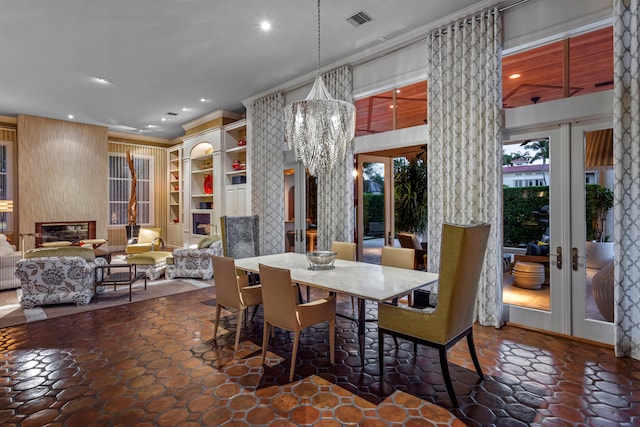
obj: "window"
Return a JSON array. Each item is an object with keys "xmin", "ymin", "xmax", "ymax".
[
  {"xmin": 0, "ymin": 143, "xmax": 13, "ymax": 232},
  {"xmin": 355, "ymin": 81, "xmax": 427, "ymax": 136},
  {"xmin": 109, "ymin": 153, "xmax": 153, "ymax": 226},
  {"xmin": 503, "ymin": 26, "xmax": 613, "ymax": 108}
]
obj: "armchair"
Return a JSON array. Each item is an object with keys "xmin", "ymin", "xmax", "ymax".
[
  {"xmin": 212, "ymin": 255, "xmax": 262, "ymax": 351},
  {"xmin": 15, "ymin": 246, "xmax": 108, "ymax": 309},
  {"xmin": 259, "ymin": 263, "xmax": 336, "ymax": 382},
  {"xmin": 165, "ymin": 235, "xmax": 223, "ymax": 280},
  {"xmin": 125, "ymin": 227, "xmax": 164, "ymax": 255},
  {"xmin": 397, "ymin": 232, "xmax": 427, "ymax": 270},
  {"xmin": 378, "ymin": 223, "xmax": 490, "ymax": 406}
]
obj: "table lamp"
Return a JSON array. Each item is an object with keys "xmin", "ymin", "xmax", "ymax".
[{"xmin": 0, "ymin": 200, "xmax": 13, "ymax": 235}]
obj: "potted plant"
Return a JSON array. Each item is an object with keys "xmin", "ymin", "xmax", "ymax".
[
  {"xmin": 585, "ymin": 184, "xmax": 614, "ymax": 269},
  {"xmin": 394, "ymin": 153, "xmax": 427, "ymax": 238}
]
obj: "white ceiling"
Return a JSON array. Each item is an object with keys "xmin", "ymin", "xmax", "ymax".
[{"xmin": 0, "ymin": 0, "xmax": 484, "ymax": 141}]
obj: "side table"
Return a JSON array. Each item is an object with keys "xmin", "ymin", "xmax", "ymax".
[{"xmin": 95, "ymin": 264, "xmax": 147, "ymax": 302}]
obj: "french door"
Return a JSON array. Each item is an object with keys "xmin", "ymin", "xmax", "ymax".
[
  {"xmin": 283, "ymin": 162, "xmax": 317, "ymax": 253},
  {"xmin": 503, "ymin": 120, "xmax": 614, "ymax": 344},
  {"xmin": 356, "ymin": 154, "xmax": 393, "ymax": 262}
]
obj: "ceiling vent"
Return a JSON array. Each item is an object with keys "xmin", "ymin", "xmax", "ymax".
[{"xmin": 347, "ymin": 10, "xmax": 373, "ymax": 27}]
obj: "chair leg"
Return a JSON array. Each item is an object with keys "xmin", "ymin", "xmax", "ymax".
[
  {"xmin": 290, "ymin": 329, "xmax": 301, "ymax": 382},
  {"xmin": 329, "ymin": 318, "xmax": 335, "ymax": 364},
  {"xmin": 213, "ymin": 305, "xmax": 222, "ymax": 340},
  {"xmin": 251, "ymin": 304, "xmax": 259, "ymax": 322},
  {"xmin": 378, "ymin": 329, "xmax": 385, "ymax": 377},
  {"xmin": 466, "ymin": 331, "xmax": 484, "ymax": 380},
  {"xmin": 234, "ymin": 308, "xmax": 244, "ymax": 351},
  {"xmin": 438, "ymin": 346, "xmax": 458, "ymax": 407},
  {"xmin": 261, "ymin": 322, "xmax": 270, "ymax": 364}
]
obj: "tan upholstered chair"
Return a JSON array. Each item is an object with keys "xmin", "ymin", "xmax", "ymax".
[
  {"xmin": 397, "ymin": 232, "xmax": 427, "ymax": 270},
  {"xmin": 330, "ymin": 241, "xmax": 357, "ymax": 308},
  {"xmin": 259, "ymin": 263, "xmax": 336, "ymax": 382},
  {"xmin": 125, "ymin": 227, "xmax": 164, "ymax": 255},
  {"xmin": 330, "ymin": 241, "xmax": 356, "ymax": 261},
  {"xmin": 381, "ymin": 246, "xmax": 415, "ymax": 270},
  {"xmin": 211, "ymin": 256, "xmax": 262, "ymax": 351},
  {"xmin": 378, "ymin": 223, "xmax": 490, "ymax": 406}
]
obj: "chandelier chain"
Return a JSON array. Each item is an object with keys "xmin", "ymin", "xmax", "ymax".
[{"xmin": 317, "ymin": 0, "xmax": 321, "ymax": 73}]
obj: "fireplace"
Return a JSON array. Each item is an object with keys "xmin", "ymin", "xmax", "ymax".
[{"xmin": 35, "ymin": 221, "xmax": 96, "ymax": 247}]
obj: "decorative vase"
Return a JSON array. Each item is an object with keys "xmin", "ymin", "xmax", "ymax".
[{"xmin": 204, "ymin": 175, "xmax": 213, "ymax": 194}]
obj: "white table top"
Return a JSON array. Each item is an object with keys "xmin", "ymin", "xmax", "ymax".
[{"xmin": 234, "ymin": 252, "xmax": 439, "ymax": 302}]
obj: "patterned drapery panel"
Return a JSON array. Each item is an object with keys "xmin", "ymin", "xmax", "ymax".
[
  {"xmin": 613, "ymin": 0, "xmax": 640, "ymax": 359},
  {"xmin": 250, "ymin": 93, "xmax": 285, "ymax": 255},
  {"xmin": 426, "ymin": 7, "xmax": 503, "ymax": 328},
  {"xmin": 316, "ymin": 66, "xmax": 355, "ymax": 250}
]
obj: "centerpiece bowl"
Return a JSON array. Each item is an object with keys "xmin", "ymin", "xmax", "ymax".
[{"xmin": 306, "ymin": 251, "xmax": 337, "ymax": 270}]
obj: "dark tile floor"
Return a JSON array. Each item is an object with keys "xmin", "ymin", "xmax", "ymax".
[{"xmin": 1, "ymin": 286, "xmax": 639, "ymax": 426}]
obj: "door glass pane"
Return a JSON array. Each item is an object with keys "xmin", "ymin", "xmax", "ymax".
[
  {"xmin": 305, "ymin": 172, "xmax": 317, "ymax": 252},
  {"xmin": 503, "ymin": 138, "xmax": 551, "ymax": 311},
  {"xmin": 284, "ymin": 168, "xmax": 295, "ymax": 252},
  {"xmin": 362, "ymin": 161, "xmax": 385, "ymax": 264},
  {"xmin": 584, "ymin": 129, "xmax": 614, "ymax": 322}
]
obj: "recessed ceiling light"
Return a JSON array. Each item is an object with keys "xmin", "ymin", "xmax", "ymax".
[
  {"xmin": 94, "ymin": 77, "xmax": 110, "ymax": 84},
  {"xmin": 509, "ymin": 73, "xmax": 521, "ymax": 79},
  {"xmin": 200, "ymin": 98, "xmax": 210, "ymax": 103},
  {"xmin": 182, "ymin": 107, "xmax": 190, "ymax": 112},
  {"xmin": 261, "ymin": 21, "xmax": 271, "ymax": 31},
  {"xmin": 67, "ymin": 114, "xmax": 74, "ymax": 119},
  {"xmin": 146, "ymin": 124, "xmax": 158, "ymax": 129},
  {"xmin": 161, "ymin": 118, "xmax": 167, "ymax": 122}
]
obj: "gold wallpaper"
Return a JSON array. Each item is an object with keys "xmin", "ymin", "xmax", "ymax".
[{"xmin": 17, "ymin": 115, "xmax": 110, "ymax": 250}]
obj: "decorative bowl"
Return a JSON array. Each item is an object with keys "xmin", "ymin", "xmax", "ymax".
[{"xmin": 306, "ymin": 251, "xmax": 337, "ymax": 270}]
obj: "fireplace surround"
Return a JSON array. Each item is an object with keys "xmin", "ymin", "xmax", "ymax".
[{"xmin": 35, "ymin": 221, "xmax": 96, "ymax": 247}]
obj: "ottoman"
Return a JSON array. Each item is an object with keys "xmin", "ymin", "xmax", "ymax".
[{"xmin": 127, "ymin": 251, "xmax": 172, "ymax": 280}]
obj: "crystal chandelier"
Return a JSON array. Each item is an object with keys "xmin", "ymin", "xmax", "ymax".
[{"xmin": 284, "ymin": 0, "xmax": 356, "ymax": 176}]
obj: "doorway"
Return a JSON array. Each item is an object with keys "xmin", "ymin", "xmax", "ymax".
[
  {"xmin": 356, "ymin": 155, "xmax": 393, "ymax": 263},
  {"xmin": 283, "ymin": 164, "xmax": 317, "ymax": 253},
  {"xmin": 502, "ymin": 121, "xmax": 614, "ymax": 344}
]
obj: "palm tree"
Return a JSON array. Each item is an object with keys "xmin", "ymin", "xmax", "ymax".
[{"xmin": 524, "ymin": 138, "xmax": 550, "ymax": 185}]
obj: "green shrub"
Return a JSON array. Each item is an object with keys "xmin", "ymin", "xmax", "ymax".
[
  {"xmin": 363, "ymin": 193, "xmax": 384, "ymax": 235},
  {"xmin": 503, "ymin": 186, "xmax": 549, "ymax": 247}
]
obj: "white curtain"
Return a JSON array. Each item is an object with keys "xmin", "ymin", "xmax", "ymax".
[
  {"xmin": 316, "ymin": 66, "xmax": 355, "ymax": 250},
  {"xmin": 613, "ymin": 0, "xmax": 640, "ymax": 359},
  {"xmin": 250, "ymin": 93, "xmax": 285, "ymax": 255},
  {"xmin": 426, "ymin": 7, "xmax": 503, "ymax": 328}
]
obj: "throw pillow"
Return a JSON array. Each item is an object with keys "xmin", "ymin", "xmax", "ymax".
[{"xmin": 198, "ymin": 234, "xmax": 221, "ymax": 249}]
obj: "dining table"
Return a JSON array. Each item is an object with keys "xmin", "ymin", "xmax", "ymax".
[{"xmin": 234, "ymin": 252, "xmax": 439, "ymax": 364}]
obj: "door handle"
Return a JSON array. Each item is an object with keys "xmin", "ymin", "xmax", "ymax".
[
  {"xmin": 555, "ymin": 246, "xmax": 562, "ymax": 269},
  {"xmin": 572, "ymin": 247, "xmax": 579, "ymax": 271}
]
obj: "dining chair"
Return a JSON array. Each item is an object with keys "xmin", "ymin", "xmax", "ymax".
[
  {"xmin": 258, "ymin": 263, "xmax": 336, "ymax": 382},
  {"xmin": 397, "ymin": 232, "xmax": 427, "ymax": 270},
  {"xmin": 380, "ymin": 246, "xmax": 415, "ymax": 270},
  {"xmin": 381, "ymin": 246, "xmax": 416, "ymax": 305},
  {"xmin": 211, "ymin": 255, "xmax": 262, "ymax": 351},
  {"xmin": 377, "ymin": 222, "xmax": 491, "ymax": 406},
  {"xmin": 330, "ymin": 241, "xmax": 357, "ymax": 309}
]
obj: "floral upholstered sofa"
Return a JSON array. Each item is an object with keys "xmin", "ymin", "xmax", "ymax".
[
  {"xmin": 15, "ymin": 246, "xmax": 108, "ymax": 309},
  {"xmin": 165, "ymin": 235, "xmax": 223, "ymax": 280}
]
